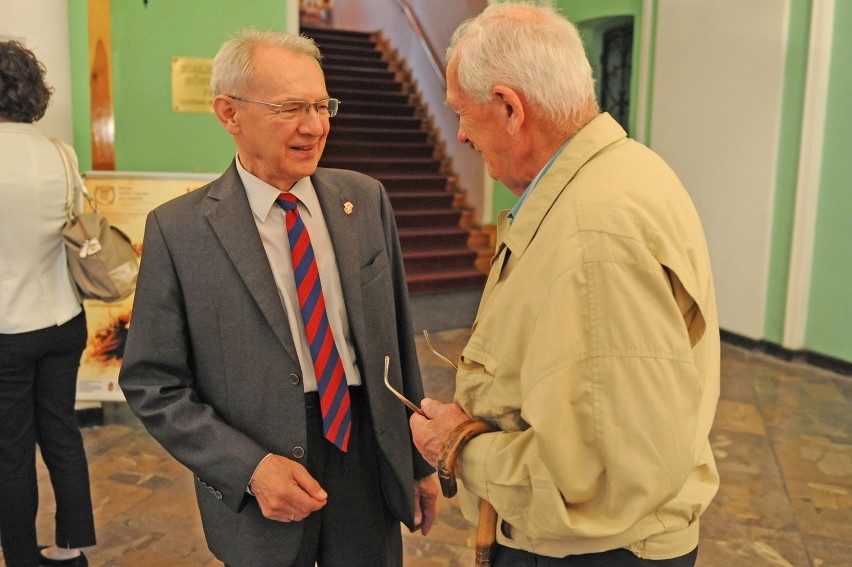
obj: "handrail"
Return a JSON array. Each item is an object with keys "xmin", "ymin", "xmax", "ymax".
[{"xmin": 392, "ymin": 0, "xmax": 446, "ymax": 87}]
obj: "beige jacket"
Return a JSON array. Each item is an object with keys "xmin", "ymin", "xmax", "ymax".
[{"xmin": 454, "ymin": 113, "xmax": 720, "ymax": 560}]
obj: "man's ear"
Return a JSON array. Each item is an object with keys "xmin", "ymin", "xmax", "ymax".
[
  {"xmin": 493, "ymin": 85, "xmax": 524, "ymax": 135},
  {"xmin": 212, "ymin": 95, "xmax": 240, "ymax": 134}
]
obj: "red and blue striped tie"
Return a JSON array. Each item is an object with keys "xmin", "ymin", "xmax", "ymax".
[{"xmin": 277, "ymin": 192, "xmax": 351, "ymax": 451}]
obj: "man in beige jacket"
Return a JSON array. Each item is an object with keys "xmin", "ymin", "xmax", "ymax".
[{"xmin": 410, "ymin": 4, "xmax": 719, "ymax": 566}]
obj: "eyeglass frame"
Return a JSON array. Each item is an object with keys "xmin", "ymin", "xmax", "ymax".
[{"xmin": 228, "ymin": 95, "xmax": 340, "ymax": 119}]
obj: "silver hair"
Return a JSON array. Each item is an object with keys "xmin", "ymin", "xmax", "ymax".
[
  {"xmin": 447, "ymin": 3, "xmax": 598, "ymax": 130},
  {"xmin": 210, "ymin": 28, "xmax": 322, "ymax": 96}
]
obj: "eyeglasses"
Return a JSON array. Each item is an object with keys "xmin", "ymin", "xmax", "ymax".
[
  {"xmin": 382, "ymin": 332, "xmax": 457, "ymax": 416},
  {"xmin": 229, "ymin": 95, "xmax": 340, "ymax": 119},
  {"xmin": 383, "ymin": 356, "xmax": 425, "ymax": 416},
  {"xmin": 423, "ymin": 329, "xmax": 457, "ymax": 370}
]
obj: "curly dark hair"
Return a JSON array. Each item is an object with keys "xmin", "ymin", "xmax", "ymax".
[{"xmin": 0, "ymin": 40, "xmax": 53, "ymax": 123}]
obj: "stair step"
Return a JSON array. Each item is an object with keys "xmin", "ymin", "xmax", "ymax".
[
  {"xmin": 406, "ymin": 269, "xmax": 487, "ymax": 294},
  {"xmin": 403, "ymin": 248, "xmax": 478, "ymax": 274},
  {"xmin": 322, "ymin": 54, "xmax": 389, "ymax": 69},
  {"xmin": 332, "ymin": 88, "xmax": 411, "ymax": 105},
  {"xmin": 326, "ymin": 77, "xmax": 402, "ymax": 92},
  {"xmin": 339, "ymin": 101, "xmax": 415, "ymax": 117},
  {"xmin": 301, "ymin": 26, "xmax": 374, "ymax": 41},
  {"xmin": 374, "ymin": 174, "xmax": 450, "ymax": 191},
  {"xmin": 318, "ymin": 44, "xmax": 383, "ymax": 60},
  {"xmin": 324, "ymin": 65, "xmax": 395, "ymax": 81},
  {"xmin": 398, "ymin": 226, "xmax": 470, "ymax": 250},
  {"xmin": 323, "ymin": 141, "xmax": 434, "ymax": 158},
  {"xmin": 309, "ymin": 34, "xmax": 377, "ymax": 50},
  {"xmin": 306, "ymin": 29, "xmax": 375, "ymax": 43},
  {"xmin": 313, "ymin": 39, "xmax": 378, "ymax": 54},
  {"xmin": 328, "ymin": 127, "xmax": 428, "ymax": 144},
  {"xmin": 388, "ymin": 191, "xmax": 454, "ymax": 209},
  {"xmin": 319, "ymin": 157, "xmax": 441, "ymax": 175},
  {"xmin": 394, "ymin": 209, "xmax": 462, "ymax": 229},
  {"xmin": 333, "ymin": 114, "xmax": 422, "ymax": 130}
]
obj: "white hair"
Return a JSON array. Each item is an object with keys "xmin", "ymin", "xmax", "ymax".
[
  {"xmin": 447, "ymin": 2, "xmax": 598, "ymax": 131},
  {"xmin": 210, "ymin": 28, "xmax": 322, "ymax": 96}
]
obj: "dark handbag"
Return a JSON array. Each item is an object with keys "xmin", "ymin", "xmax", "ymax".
[{"xmin": 51, "ymin": 138, "xmax": 139, "ymax": 302}]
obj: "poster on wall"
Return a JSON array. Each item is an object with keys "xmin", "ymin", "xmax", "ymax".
[{"xmin": 76, "ymin": 172, "xmax": 216, "ymax": 401}]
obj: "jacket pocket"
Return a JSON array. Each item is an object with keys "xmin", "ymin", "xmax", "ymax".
[{"xmin": 360, "ymin": 248, "xmax": 389, "ymax": 288}]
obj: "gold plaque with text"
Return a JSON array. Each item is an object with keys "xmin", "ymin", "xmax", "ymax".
[{"xmin": 171, "ymin": 56, "xmax": 213, "ymax": 113}]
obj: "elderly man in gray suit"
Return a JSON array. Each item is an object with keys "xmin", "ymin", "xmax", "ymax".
[{"xmin": 118, "ymin": 28, "xmax": 437, "ymax": 567}]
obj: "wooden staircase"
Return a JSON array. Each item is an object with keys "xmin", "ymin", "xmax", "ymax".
[{"xmin": 301, "ymin": 25, "xmax": 487, "ymax": 294}]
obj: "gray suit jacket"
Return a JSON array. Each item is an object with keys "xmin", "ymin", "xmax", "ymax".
[{"xmin": 119, "ymin": 163, "xmax": 432, "ymax": 566}]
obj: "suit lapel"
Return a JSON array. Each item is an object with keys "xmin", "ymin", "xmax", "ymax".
[
  {"xmin": 204, "ymin": 164, "xmax": 299, "ymax": 365},
  {"xmin": 312, "ymin": 171, "xmax": 368, "ymax": 355}
]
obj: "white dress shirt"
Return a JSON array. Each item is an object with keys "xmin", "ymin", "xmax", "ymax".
[
  {"xmin": 0, "ymin": 122, "xmax": 82, "ymax": 334},
  {"xmin": 236, "ymin": 156, "xmax": 362, "ymax": 392}
]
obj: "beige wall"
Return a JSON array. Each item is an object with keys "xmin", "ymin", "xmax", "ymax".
[
  {"xmin": 1, "ymin": 0, "xmax": 73, "ymax": 143},
  {"xmin": 650, "ymin": 0, "xmax": 789, "ymax": 339}
]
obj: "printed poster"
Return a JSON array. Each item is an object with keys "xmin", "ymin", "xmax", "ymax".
[{"xmin": 76, "ymin": 172, "xmax": 216, "ymax": 401}]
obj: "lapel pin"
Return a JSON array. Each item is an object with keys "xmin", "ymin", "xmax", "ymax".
[{"xmin": 343, "ymin": 201, "xmax": 354, "ymax": 215}]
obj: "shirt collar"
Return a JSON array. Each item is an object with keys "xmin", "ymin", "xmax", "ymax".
[
  {"xmin": 508, "ymin": 137, "xmax": 572, "ymax": 223},
  {"xmin": 0, "ymin": 122, "xmax": 42, "ymax": 135},
  {"xmin": 236, "ymin": 155, "xmax": 319, "ymax": 221}
]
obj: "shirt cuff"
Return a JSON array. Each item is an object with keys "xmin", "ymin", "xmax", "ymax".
[{"xmin": 246, "ymin": 453, "xmax": 274, "ymax": 495}]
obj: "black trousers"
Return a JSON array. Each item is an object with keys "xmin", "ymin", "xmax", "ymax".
[
  {"xmin": 493, "ymin": 544, "xmax": 698, "ymax": 566},
  {"xmin": 0, "ymin": 312, "xmax": 96, "ymax": 567},
  {"xmin": 294, "ymin": 386, "xmax": 402, "ymax": 567}
]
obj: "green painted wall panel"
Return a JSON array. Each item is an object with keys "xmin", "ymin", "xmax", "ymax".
[
  {"xmin": 763, "ymin": 0, "xmax": 811, "ymax": 343},
  {"xmin": 68, "ymin": 0, "xmax": 93, "ymax": 171},
  {"xmin": 492, "ymin": 180, "xmax": 516, "ymax": 215},
  {"xmin": 804, "ymin": 0, "xmax": 852, "ymax": 361},
  {"xmin": 69, "ymin": 0, "xmax": 288, "ymax": 173}
]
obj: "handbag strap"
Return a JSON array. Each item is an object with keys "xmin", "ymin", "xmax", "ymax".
[{"xmin": 49, "ymin": 137, "xmax": 96, "ymax": 220}]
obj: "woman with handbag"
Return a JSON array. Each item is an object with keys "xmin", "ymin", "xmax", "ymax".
[{"xmin": 0, "ymin": 41, "xmax": 96, "ymax": 567}]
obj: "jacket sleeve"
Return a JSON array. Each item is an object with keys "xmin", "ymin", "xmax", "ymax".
[{"xmin": 118, "ymin": 210, "xmax": 269, "ymax": 513}]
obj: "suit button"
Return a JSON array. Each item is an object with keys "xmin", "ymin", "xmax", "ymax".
[
  {"xmin": 289, "ymin": 373, "xmax": 301, "ymax": 385},
  {"xmin": 292, "ymin": 446, "xmax": 305, "ymax": 459},
  {"xmin": 215, "ymin": 491, "xmax": 223, "ymax": 499}
]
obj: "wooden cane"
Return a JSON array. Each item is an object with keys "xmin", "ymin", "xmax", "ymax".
[{"xmin": 437, "ymin": 419, "xmax": 499, "ymax": 566}]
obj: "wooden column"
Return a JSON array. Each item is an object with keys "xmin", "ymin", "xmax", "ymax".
[{"xmin": 88, "ymin": 0, "xmax": 115, "ymax": 170}]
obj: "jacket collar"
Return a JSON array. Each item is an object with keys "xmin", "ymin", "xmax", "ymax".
[{"xmin": 500, "ymin": 113, "xmax": 627, "ymax": 259}]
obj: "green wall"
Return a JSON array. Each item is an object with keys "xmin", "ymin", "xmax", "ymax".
[
  {"xmin": 68, "ymin": 0, "xmax": 288, "ymax": 173},
  {"xmin": 68, "ymin": 2, "xmax": 93, "ymax": 171},
  {"xmin": 804, "ymin": 0, "xmax": 852, "ymax": 361},
  {"xmin": 492, "ymin": 180, "xmax": 516, "ymax": 217},
  {"xmin": 763, "ymin": 0, "xmax": 811, "ymax": 344}
]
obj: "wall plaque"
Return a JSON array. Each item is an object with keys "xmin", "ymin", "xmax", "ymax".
[{"xmin": 171, "ymin": 56, "xmax": 213, "ymax": 113}]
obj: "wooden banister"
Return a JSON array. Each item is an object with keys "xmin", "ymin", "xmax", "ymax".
[{"xmin": 392, "ymin": 0, "xmax": 446, "ymax": 87}]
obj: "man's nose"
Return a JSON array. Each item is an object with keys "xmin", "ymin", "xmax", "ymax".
[
  {"xmin": 298, "ymin": 107, "xmax": 325, "ymax": 135},
  {"xmin": 457, "ymin": 125, "xmax": 468, "ymax": 144}
]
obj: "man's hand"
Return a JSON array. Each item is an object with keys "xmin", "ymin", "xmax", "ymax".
[
  {"xmin": 409, "ymin": 398, "xmax": 470, "ymax": 468},
  {"xmin": 411, "ymin": 474, "xmax": 439, "ymax": 535},
  {"xmin": 250, "ymin": 455, "xmax": 327, "ymax": 522}
]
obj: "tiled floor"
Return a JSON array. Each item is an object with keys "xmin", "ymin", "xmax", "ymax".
[{"xmin": 3, "ymin": 328, "xmax": 851, "ymax": 566}]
